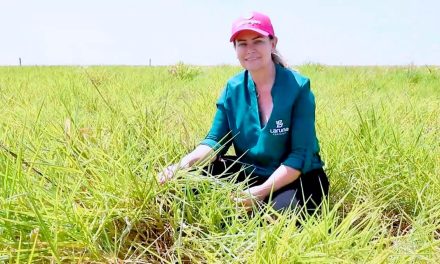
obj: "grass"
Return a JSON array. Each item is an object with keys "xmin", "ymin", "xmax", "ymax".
[{"xmin": 0, "ymin": 64, "xmax": 439, "ymax": 263}]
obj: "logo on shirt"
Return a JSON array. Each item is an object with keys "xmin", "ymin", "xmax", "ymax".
[
  {"xmin": 276, "ymin": 120, "xmax": 283, "ymax": 128},
  {"xmin": 270, "ymin": 120, "xmax": 289, "ymax": 135}
]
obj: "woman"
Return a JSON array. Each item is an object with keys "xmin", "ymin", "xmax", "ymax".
[{"xmin": 159, "ymin": 11, "xmax": 329, "ymax": 213}]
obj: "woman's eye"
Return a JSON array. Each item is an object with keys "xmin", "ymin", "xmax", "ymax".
[{"xmin": 237, "ymin": 42, "xmax": 247, "ymax": 47}]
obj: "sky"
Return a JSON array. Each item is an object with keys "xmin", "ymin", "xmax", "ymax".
[{"xmin": 1, "ymin": 0, "xmax": 439, "ymax": 66}]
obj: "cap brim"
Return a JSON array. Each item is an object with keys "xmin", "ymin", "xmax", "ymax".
[{"xmin": 229, "ymin": 27, "xmax": 270, "ymax": 42}]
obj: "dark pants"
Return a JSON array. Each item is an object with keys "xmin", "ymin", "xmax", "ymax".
[{"xmin": 203, "ymin": 156, "xmax": 329, "ymax": 213}]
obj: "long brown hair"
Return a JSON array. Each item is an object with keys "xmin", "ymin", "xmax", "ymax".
[{"xmin": 269, "ymin": 36, "xmax": 287, "ymax": 67}]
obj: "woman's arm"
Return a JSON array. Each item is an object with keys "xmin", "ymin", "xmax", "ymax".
[
  {"xmin": 158, "ymin": 144, "xmax": 215, "ymax": 184},
  {"xmin": 234, "ymin": 165, "xmax": 300, "ymax": 208},
  {"xmin": 178, "ymin": 144, "xmax": 215, "ymax": 169},
  {"xmin": 158, "ymin": 85, "xmax": 232, "ymax": 184},
  {"xmin": 248, "ymin": 165, "xmax": 300, "ymax": 200},
  {"xmin": 282, "ymin": 78, "xmax": 317, "ymax": 174}
]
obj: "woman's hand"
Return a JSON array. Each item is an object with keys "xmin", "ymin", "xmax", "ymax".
[
  {"xmin": 233, "ymin": 185, "xmax": 267, "ymax": 211},
  {"xmin": 233, "ymin": 165, "xmax": 300, "ymax": 209},
  {"xmin": 157, "ymin": 145, "xmax": 214, "ymax": 185},
  {"xmin": 157, "ymin": 164, "xmax": 180, "ymax": 184}
]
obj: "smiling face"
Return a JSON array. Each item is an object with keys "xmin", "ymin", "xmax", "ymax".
[{"xmin": 234, "ymin": 30, "xmax": 277, "ymax": 72}]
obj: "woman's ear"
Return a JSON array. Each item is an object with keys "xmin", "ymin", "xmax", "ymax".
[{"xmin": 271, "ymin": 36, "xmax": 278, "ymax": 50}]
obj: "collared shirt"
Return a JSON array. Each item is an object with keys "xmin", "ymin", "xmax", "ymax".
[{"xmin": 201, "ymin": 63, "xmax": 324, "ymax": 177}]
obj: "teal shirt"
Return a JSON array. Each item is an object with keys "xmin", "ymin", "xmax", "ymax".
[{"xmin": 201, "ymin": 64, "xmax": 324, "ymax": 177}]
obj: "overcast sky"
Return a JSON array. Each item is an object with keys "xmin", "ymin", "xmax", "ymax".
[{"xmin": 1, "ymin": 0, "xmax": 439, "ymax": 66}]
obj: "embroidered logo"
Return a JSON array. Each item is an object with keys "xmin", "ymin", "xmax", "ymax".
[
  {"xmin": 236, "ymin": 19, "xmax": 261, "ymax": 27},
  {"xmin": 270, "ymin": 120, "xmax": 289, "ymax": 135},
  {"xmin": 276, "ymin": 120, "xmax": 283, "ymax": 128}
]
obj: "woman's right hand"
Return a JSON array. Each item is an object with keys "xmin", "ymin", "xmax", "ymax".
[
  {"xmin": 157, "ymin": 164, "xmax": 180, "ymax": 184},
  {"xmin": 157, "ymin": 145, "xmax": 213, "ymax": 185}
]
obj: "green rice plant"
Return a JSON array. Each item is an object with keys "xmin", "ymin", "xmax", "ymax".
[
  {"xmin": 0, "ymin": 65, "xmax": 439, "ymax": 262},
  {"xmin": 168, "ymin": 62, "xmax": 202, "ymax": 81}
]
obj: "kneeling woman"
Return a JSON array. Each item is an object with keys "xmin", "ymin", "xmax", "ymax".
[{"xmin": 159, "ymin": 11, "xmax": 329, "ymax": 213}]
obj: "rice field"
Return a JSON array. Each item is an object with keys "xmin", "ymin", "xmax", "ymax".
[{"xmin": 0, "ymin": 64, "xmax": 439, "ymax": 263}]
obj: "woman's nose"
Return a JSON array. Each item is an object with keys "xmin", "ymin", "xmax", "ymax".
[{"xmin": 246, "ymin": 45, "xmax": 256, "ymax": 54}]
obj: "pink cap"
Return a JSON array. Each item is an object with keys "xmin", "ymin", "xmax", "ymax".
[{"xmin": 230, "ymin": 11, "xmax": 275, "ymax": 42}]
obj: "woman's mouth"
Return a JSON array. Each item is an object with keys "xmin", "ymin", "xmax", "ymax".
[{"xmin": 245, "ymin": 57, "xmax": 260, "ymax": 61}]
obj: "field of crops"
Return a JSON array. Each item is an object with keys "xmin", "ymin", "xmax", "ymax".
[{"xmin": 1, "ymin": 64, "xmax": 439, "ymax": 263}]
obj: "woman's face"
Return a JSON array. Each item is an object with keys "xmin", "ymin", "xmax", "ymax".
[{"xmin": 234, "ymin": 30, "xmax": 277, "ymax": 72}]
